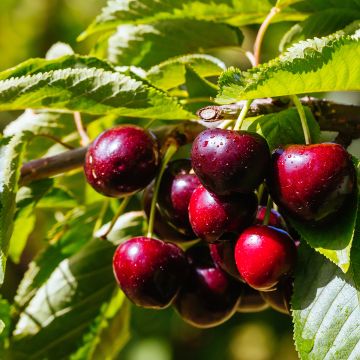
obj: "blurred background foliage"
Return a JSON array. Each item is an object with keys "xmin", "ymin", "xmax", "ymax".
[{"xmin": 0, "ymin": 1, "xmax": 343, "ymax": 359}]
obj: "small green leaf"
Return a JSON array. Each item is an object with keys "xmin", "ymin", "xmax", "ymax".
[
  {"xmin": 293, "ymin": 244, "xmax": 360, "ymax": 359},
  {"xmin": 80, "ymin": 0, "xmax": 307, "ymax": 40},
  {"xmin": 184, "ymin": 65, "xmax": 218, "ymax": 99},
  {"xmin": 242, "ymin": 107, "xmax": 320, "ymax": 151},
  {"xmin": 146, "ymin": 54, "xmax": 225, "ymax": 91},
  {"xmin": 217, "ymin": 22, "xmax": 360, "ymax": 103},
  {"xmin": 0, "ymin": 55, "xmax": 191, "ymax": 120},
  {"xmin": 102, "ymin": 20, "xmax": 242, "ymax": 68}
]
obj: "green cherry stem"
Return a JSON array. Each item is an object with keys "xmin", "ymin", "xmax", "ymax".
[
  {"xmin": 147, "ymin": 141, "xmax": 178, "ymax": 238},
  {"xmin": 233, "ymin": 99, "xmax": 252, "ymax": 131},
  {"xmin": 291, "ymin": 94, "xmax": 312, "ymax": 144},
  {"xmin": 253, "ymin": 7, "xmax": 280, "ymax": 66},
  {"xmin": 101, "ymin": 196, "xmax": 131, "ymax": 239},
  {"xmin": 262, "ymin": 195, "xmax": 273, "ymax": 226}
]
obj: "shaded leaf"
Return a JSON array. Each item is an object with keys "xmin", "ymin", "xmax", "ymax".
[
  {"xmin": 102, "ymin": 20, "xmax": 242, "ymax": 68},
  {"xmin": 80, "ymin": 0, "xmax": 307, "ymax": 40}
]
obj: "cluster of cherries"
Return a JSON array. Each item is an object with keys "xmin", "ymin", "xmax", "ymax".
[{"xmin": 84, "ymin": 123, "xmax": 355, "ymax": 328}]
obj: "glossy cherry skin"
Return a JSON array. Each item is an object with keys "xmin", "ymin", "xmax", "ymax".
[
  {"xmin": 269, "ymin": 144, "xmax": 355, "ymax": 221},
  {"xmin": 189, "ymin": 185, "xmax": 257, "ymax": 243},
  {"xmin": 260, "ymin": 277, "xmax": 293, "ymax": 315},
  {"xmin": 237, "ymin": 284, "xmax": 269, "ymax": 313},
  {"xmin": 143, "ymin": 182, "xmax": 195, "ymax": 242},
  {"xmin": 235, "ymin": 226, "xmax": 297, "ymax": 291},
  {"xmin": 158, "ymin": 159, "xmax": 201, "ymax": 236},
  {"xmin": 191, "ymin": 129, "xmax": 270, "ymax": 195},
  {"xmin": 255, "ymin": 206, "xmax": 287, "ymax": 230},
  {"xmin": 113, "ymin": 237, "xmax": 188, "ymax": 309},
  {"xmin": 210, "ymin": 239, "xmax": 242, "ymax": 281},
  {"xmin": 174, "ymin": 246, "xmax": 241, "ymax": 328},
  {"xmin": 84, "ymin": 125, "xmax": 159, "ymax": 197}
]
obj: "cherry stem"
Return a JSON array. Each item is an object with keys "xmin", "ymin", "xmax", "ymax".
[
  {"xmin": 257, "ymin": 183, "xmax": 265, "ymax": 203},
  {"xmin": 93, "ymin": 199, "xmax": 110, "ymax": 234},
  {"xmin": 253, "ymin": 7, "xmax": 280, "ymax": 66},
  {"xmin": 74, "ymin": 112, "xmax": 90, "ymax": 146},
  {"xmin": 233, "ymin": 99, "xmax": 252, "ymax": 131},
  {"xmin": 147, "ymin": 142, "xmax": 178, "ymax": 238},
  {"xmin": 291, "ymin": 95, "xmax": 312, "ymax": 144},
  {"xmin": 101, "ymin": 196, "xmax": 131, "ymax": 240},
  {"xmin": 262, "ymin": 195, "xmax": 273, "ymax": 226}
]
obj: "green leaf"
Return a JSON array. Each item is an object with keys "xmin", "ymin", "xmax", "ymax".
[
  {"xmin": 217, "ymin": 21, "xmax": 360, "ymax": 103},
  {"xmin": 0, "ymin": 136, "xmax": 27, "ymax": 284},
  {"xmin": 0, "ymin": 56, "xmax": 191, "ymax": 120},
  {"xmin": 102, "ymin": 20, "xmax": 242, "ymax": 68},
  {"xmin": 0, "ymin": 296, "xmax": 11, "ymax": 358},
  {"xmin": 11, "ymin": 212, "xmax": 144, "ymax": 359},
  {"xmin": 80, "ymin": 0, "xmax": 307, "ymax": 40},
  {"xmin": 242, "ymin": 107, "xmax": 320, "ymax": 151},
  {"xmin": 184, "ymin": 65, "xmax": 218, "ymax": 99},
  {"xmin": 276, "ymin": 0, "xmax": 303, "ymax": 8},
  {"xmin": 280, "ymin": 8, "xmax": 360, "ymax": 51},
  {"xmin": 293, "ymin": 244, "xmax": 360, "ymax": 359},
  {"xmin": 70, "ymin": 291, "xmax": 130, "ymax": 360},
  {"xmin": 146, "ymin": 54, "xmax": 225, "ymax": 91},
  {"xmin": 8, "ymin": 179, "xmax": 54, "ymax": 264}
]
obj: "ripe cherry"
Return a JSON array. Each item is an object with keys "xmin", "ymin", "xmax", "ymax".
[
  {"xmin": 143, "ymin": 182, "xmax": 195, "ymax": 242},
  {"xmin": 235, "ymin": 225, "xmax": 297, "ymax": 291},
  {"xmin": 189, "ymin": 185, "xmax": 257, "ymax": 243},
  {"xmin": 84, "ymin": 125, "xmax": 159, "ymax": 197},
  {"xmin": 255, "ymin": 206, "xmax": 287, "ymax": 229},
  {"xmin": 269, "ymin": 143, "xmax": 355, "ymax": 221},
  {"xmin": 237, "ymin": 284, "xmax": 269, "ymax": 313},
  {"xmin": 209, "ymin": 238, "xmax": 242, "ymax": 281},
  {"xmin": 113, "ymin": 237, "xmax": 188, "ymax": 309},
  {"xmin": 174, "ymin": 246, "xmax": 241, "ymax": 328},
  {"xmin": 158, "ymin": 159, "xmax": 201, "ymax": 236},
  {"xmin": 191, "ymin": 129, "xmax": 270, "ymax": 195}
]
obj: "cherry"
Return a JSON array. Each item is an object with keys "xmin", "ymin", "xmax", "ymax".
[
  {"xmin": 158, "ymin": 159, "xmax": 201, "ymax": 236},
  {"xmin": 209, "ymin": 238, "xmax": 242, "ymax": 281},
  {"xmin": 142, "ymin": 184, "xmax": 194, "ymax": 242},
  {"xmin": 113, "ymin": 237, "xmax": 188, "ymax": 309},
  {"xmin": 174, "ymin": 246, "xmax": 241, "ymax": 328},
  {"xmin": 269, "ymin": 143, "xmax": 355, "ymax": 221},
  {"xmin": 260, "ymin": 277, "xmax": 293, "ymax": 315},
  {"xmin": 84, "ymin": 125, "xmax": 159, "ymax": 197},
  {"xmin": 191, "ymin": 129, "xmax": 270, "ymax": 195},
  {"xmin": 237, "ymin": 284, "xmax": 269, "ymax": 313},
  {"xmin": 235, "ymin": 225, "xmax": 297, "ymax": 291},
  {"xmin": 255, "ymin": 206, "xmax": 287, "ymax": 229},
  {"xmin": 189, "ymin": 185, "xmax": 257, "ymax": 243}
]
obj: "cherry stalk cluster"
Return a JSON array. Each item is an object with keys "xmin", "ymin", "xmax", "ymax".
[{"xmin": 78, "ymin": 112, "xmax": 355, "ymax": 328}]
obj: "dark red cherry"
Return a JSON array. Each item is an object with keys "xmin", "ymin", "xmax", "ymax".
[
  {"xmin": 188, "ymin": 185, "xmax": 257, "ymax": 242},
  {"xmin": 174, "ymin": 246, "xmax": 241, "ymax": 328},
  {"xmin": 209, "ymin": 238, "xmax": 242, "ymax": 281},
  {"xmin": 269, "ymin": 144, "xmax": 355, "ymax": 221},
  {"xmin": 255, "ymin": 206, "xmax": 287, "ymax": 229},
  {"xmin": 237, "ymin": 284, "xmax": 269, "ymax": 313},
  {"xmin": 84, "ymin": 125, "xmax": 159, "ymax": 197},
  {"xmin": 260, "ymin": 277, "xmax": 293, "ymax": 315},
  {"xmin": 142, "ymin": 184, "xmax": 194, "ymax": 243},
  {"xmin": 235, "ymin": 226, "xmax": 297, "ymax": 291},
  {"xmin": 113, "ymin": 237, "xmax": 188, "ymax": 309},
  {"xmin": 158, "ymin": 159, "xmax": 201, "ymax": 236},
  {"xmin": 191, "ymin": 129, "xmax": 270, "ymax": 195}
]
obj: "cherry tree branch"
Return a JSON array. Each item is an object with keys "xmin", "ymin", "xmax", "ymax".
[{"xmin": 19, "ymin": 99, "xmax": 360, "ymax": 185}]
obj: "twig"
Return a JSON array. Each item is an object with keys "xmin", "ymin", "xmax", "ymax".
[{"xmin": 74, "ymin": 112, "xmax": 90, "ymax": 146}]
